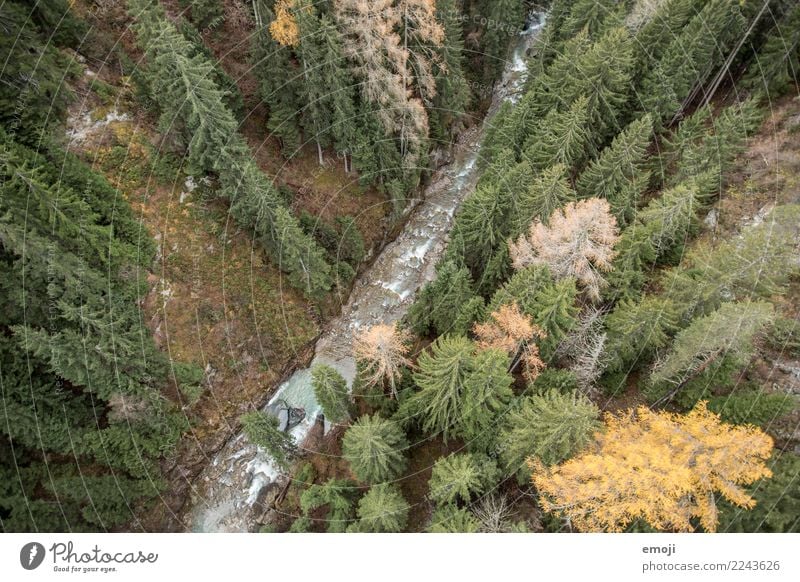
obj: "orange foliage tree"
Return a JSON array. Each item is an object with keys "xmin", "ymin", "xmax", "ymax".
[
  {"xmin": 353, "ymin": 322, "xmax": 412, "ymax": 398},
  {"xmin": 473, "ymin": 302, "xmax": 546, "ymax": 382},
  {"xmin": 530, "ymin": 402, "xmax": 773, "ymax": 532}
]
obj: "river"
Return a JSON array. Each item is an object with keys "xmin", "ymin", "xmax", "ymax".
[{"xmin": 188, "ymin": 12, "xmax": 545, "ymax": 532}]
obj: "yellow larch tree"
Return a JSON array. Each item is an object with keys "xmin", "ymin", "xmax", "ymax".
[
  {"xmin": 473, "ymin": 301, "xmax": 546, "ymax": 382},
  {"xmin": 530, "ymin": 402, "xmax": 773, "ymax": 532},
  {"xmin": 269, "ymin": 0, "xmax": 300, "ymax": 47}
]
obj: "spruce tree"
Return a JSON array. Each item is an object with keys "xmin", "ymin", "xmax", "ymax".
[
  {"xmin": 646, "ymin": 301, "xmax": 775, "ymax": 407},
  {"xmin": 349, "ymin": 483, "xmax": 409, "ymax": 532},
  {"xmin": 400, "ymin": 335, "xmax": 474, "ymax": 442},
  {"xmin": 499, "ymin": 390, "xmax": 601, "ymax": 482},
  {"xmin": 428, "ymin": 453, "xmax": 500, "ymax": 505},
  {"xmin": 523, "ymin": 96, "xmax": 593, "ymax": 172},
  {"xmin": 744, "ymin": 4, "xmax": 800, "ymax": 96},
  {"xmin": 241, "ymin": 411, "xmax": 296, "ymax": 470},
  {"xmin": 406, "ymin": 260, "xmax": 478, "ymax": 336},
  {"xmin": 430, "ymin": 0, "xmax": 471, "ymax": 142},
  {"xmin": 311, "ymin": 364, "xmax": 351, "ymax": 424},
  {"xmin": 460, "ymin": 349, "xmax": 515, "ymax": 453},
  {"xmin": 576, "ymin": 114, "xmax": 654, "ymax": 225},
  {"xmin": 299, "ymin": 478, "xmax": 359, "ymax": 532},
  {"xmin": 512, "ymin": 163, "xmax": 576, "ymax": 235},
  {"xmin": 342, "ymin": 414, "xmax": 408, "ymax": 484},
  {"xmin": 481, "ymin": 0, "xmax": 526, "ymax": 82}
]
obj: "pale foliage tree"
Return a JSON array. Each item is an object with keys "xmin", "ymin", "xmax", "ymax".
[
  {"xmin": 509, "ymin": 198, "xmax": 620, "ymax": 301},
  {"xmin": 333, "ymin": 0, "xmax": 438, "ymax": 167},
  {"xmin": 353, "ymin": 322, "xmax": 412, "ymax": 398},
  {"xmin": 473, "ymin": 302, "xmax": 546, "ymax": 382}
]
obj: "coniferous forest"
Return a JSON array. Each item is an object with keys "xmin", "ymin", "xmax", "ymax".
[{"xmin": 1, "ymin": 0, "xmax": 800, "ymax": 537}]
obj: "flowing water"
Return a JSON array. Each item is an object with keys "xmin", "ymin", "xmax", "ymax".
[{"xmin": 189, "ymin": 13, "xmax": 545, "ymax": 532}]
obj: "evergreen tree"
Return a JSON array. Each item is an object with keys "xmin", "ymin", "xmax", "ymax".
[
  {"xmin": 559, "ymin": 0, "xmax": 623, "ymax": 41},
  {"xmin": 499, "ymin": 390, "xmax": 600, "ymax": 482},
  {"xmin": 603, "ymin": 296, "xmax": 678, "ymax": 375},
  {"xmin": 576, "ymin": 114, "xmax": 654, "ymax": 225},
  {"xmin": 430, "ymin": 0, "xmax": 471, "ymax": 142},
  {"xmin": 241, "ymin": 411, "xmax": 296, "ymax": 470},
  {"xmin": 342, "ymin": 414, "xmax": 408, "ymax": 484},
  {"xmin": 311, "ymin": 364, "xmax": 352, "ymax": 424},
  {"xmin": 523, "ymin": 96, "xmax": 593, "ymax": 172},
  {"xmin": 744, "ymin": 4, "xmax": 800, "ymax": 96},
  {"xmin": 460, "ymin": 349, "xmax": 515, "ymax": 453},
  {"xmin": 427, "ymin": 504, "xmax": 481, "ymax": 532},
  {"xmin": 299, "ymin": 478, "xmax": 359, "ymax": 532},
  {"xmin": 349, "ymin": 483, "xmax": 409, "ymax": 532},
  {"xmin": 180, "ymin": 0, "xmax": 224, "ymax": 29},
  {"xmin": 481, "ymin": 0, "xmax": 526, "ymax": 82},
  {"xmin": 647, "ymin": 301, "xmax": 775, "ymax": 407},
  {"xmin": 512, "ymin": 164, "xmax": 576, "ymax": 235},
  {"xmin": 718, "ymin": 453, "xmax": 800, "ymax": 533},
  {"xmin": 708, "ymin": 390, "xmax": 795, "ymax": 429},
  {"xmin": 400, "ymin": 335, "xmax": 474, "ymax": 442},
  {"xmin": 640, "ymin": 0, "xmax": 746, "ymax": 120},
  {"xmin": 428, "ymin": 453, "xmax": 500, "ymax": 505},
  {"xmin": 406, "ymin": 260, "xmax": 478, "ymax": 336}
]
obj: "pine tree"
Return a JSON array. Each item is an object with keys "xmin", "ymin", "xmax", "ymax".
[
  {"xmin": 487, "ymin": 266, "xmax": 579, "ymax": 360},
  {"xmin": 647, "ymin": 301, "xmax": 775, "ymax": 407},
  {"xmin": 499, "ymin": 389, "xmax": 600, "ymax": 482},
  {"xmin": 311, "ymin": 365, "xmax": 352, "ymax": 424},
  {"xmin": 427, "ymin": 505, "xmax": 481, "ymax": 532},
  {"xmin": 576, "ymin": 114, "xmax": 654, "ymax": 225},
  {"xmin": 512, "ymin": 164, "xmax": 576, "ymax": 235},
  {"xmin": 481, "ymin": 0, "xmax": 526, "ymax": 82},
  {"xmin": 430, "ymin": 0, "xmax": 471, "ymax": 141},
  {"xmin": 531, "ymin": 402, "xmax": 774, "ymax": 532},
  {"xmin": 349, "ymin": 483, "xmax": 409, "ymax": 532},
  {"xmin": 180, "ymin": 0, "xmax": 224, "ymax": 29},
  {"xmin": 241, "ymin": 411, "xmax": 296, "ymax": 470},
  {"xmin": 640, "ymin": 0, "xmax": 746, "ymax": 120},
  {"xmin": 428, "ymin": 453, "xmax": 500, "ymax": 505},
  {"xmin": 603, "ymin": 296, "xmax": 678, "ymax": 374},
  {"xmin": 342, "ymin": 414, "xmax": 408, "ymax": 484}
]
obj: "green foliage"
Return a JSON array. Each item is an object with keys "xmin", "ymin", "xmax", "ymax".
[
  {"xmin": 576, "ymin": 115, "xmax": 653, "ymax": 225},
  {"xmin": 427, "ymin": 504, "xmax": 481, "ymax": 532},
  {"xmin": 460, "ymin": 349, "xmax": 515, "ymax": 453},
  {"xmin": 744, "ymin": 4, "xmax": 800, "ymax": 96},
  {"xmin": 640, "ymin": 0, "xmax": 746, "ymax": 120},
  {"xmin": 342, "ymin": 414, "xmax": 408, "ymax": 484},
  {"xmin": 766, "ymin": 317, "xmax": 800, "ymax": 358},
  {"xmin": 708, "ymin": 390, "xmax": 795, "ymax": 428},
  {"xmin": 499, "ymin": 389, "xmax": 601, "ymax": 482},
  {"xmin": 299, "ymin": 479, "xmax": 358, "ymax": 532},
  {"xmin": 407, "ymin": 260, "xmax": 478, "ymax": 337},
  {"xmin": 646, "ymin": 302, "xmax": 775, "ymax": 407},
  {"xmin": 180, "ymin": 0, "xmax": 224, "ymax": 30},
  {"xmin": 428, "ymin": 452, "xmax": 500, "ymax": 505},
  {"xmin": 430, "ymin": 0, "xmax": 471, "ymax": 141},
  {"xmin": 399, "ymin": 335, "xmax": 473, "ymax": 442},
  {"xmin": 241, "ymin": 411, "xmax": 296, "ymax": 470},
  {"xmin": 0, "ymin": 2, "xmax": 79, "ymax": 144},
  {"xmin": 513, "ymin": 164, "xmax": 576, "ymax": 235},
  {"xmin": 523, "ymin": 96, "xmax": 593, "ymax": 172},
  {"xmin": 481, "ymin": 0, "xmax": 526, "ymax": 82},
  {"xmin": 349, "ymin": 483, "xmax": 409, "ymax": 532},
  {"xmin": 718, "ymin": 453, "xmax": 800, "ymax": 533},
  {"xmin": 311, "ymin": 364, "xmax": 352, "ymax": 424}
]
